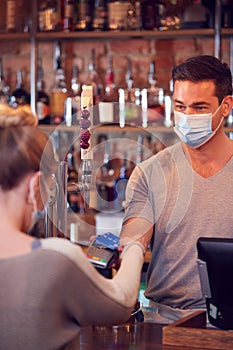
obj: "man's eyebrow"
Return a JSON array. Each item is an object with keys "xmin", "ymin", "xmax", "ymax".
[{"xmin": 174, "ymin": 99, "xmax": 210, "ymax": 106}]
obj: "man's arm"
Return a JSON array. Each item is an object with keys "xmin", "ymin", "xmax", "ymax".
[{"xmin": 120, "ymin": 217, "xmax": 154, "ymax": 253}]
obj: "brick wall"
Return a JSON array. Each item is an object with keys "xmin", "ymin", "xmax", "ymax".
[{"xmin": 0, "ymin": 35, "xmax": 231, "ymax": 96}]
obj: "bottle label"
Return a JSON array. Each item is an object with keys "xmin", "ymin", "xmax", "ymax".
[
  {"xmin": 37, "ymin": 101, "xmax": 50, "ymax": 120},
  {"xmin": 50, "ymin": 90, "xmax": 68, "ymax": 119}
]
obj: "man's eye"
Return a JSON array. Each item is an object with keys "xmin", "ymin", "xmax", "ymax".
[{"xmin": 175, "ymin": 105, "xmax": 185, "ymax": 111}]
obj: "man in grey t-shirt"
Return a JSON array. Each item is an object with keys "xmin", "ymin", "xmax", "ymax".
[{"xmin": 120, "ymin": 55, "xmax": 233, "ymax": 323}]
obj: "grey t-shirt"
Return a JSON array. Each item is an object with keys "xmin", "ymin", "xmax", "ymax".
[{"xmin": 123, "ymin": 142, "xmax": 233, "ymax": 310}]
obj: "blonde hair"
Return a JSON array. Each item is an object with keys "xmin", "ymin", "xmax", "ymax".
[
  {"xmin": 0, "ymin": 104, "xmax": 56, "ymax": 191},
  {"xmin": 0, "ymin": 104, "xmax": 38, "ymax": 127}
]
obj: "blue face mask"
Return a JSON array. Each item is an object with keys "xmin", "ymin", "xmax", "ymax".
[{"xmin": 173, "ymin": 105, "xmax": 223, "ymax": 148}]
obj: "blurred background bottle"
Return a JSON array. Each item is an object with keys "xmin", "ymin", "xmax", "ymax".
[
  {"xmin": 93, "ymin": 0, "xmax": 108, "ymax": 31},
  {"xmin": 9, "ymin": 69, "xmax": 30, "ymax": 107},
  {"xmin": 182, "ymin": 0, "xmax": 212, "ymax": 29},
  {"xmin": 50, "ymin": 44, "xmax": 68, "ymax": 124},
  {"xmin": 63, "ymin": 0, "xmax": 75, "ymax": 31},
  {"xmin": 38, "ymin": 0, "xmax": 60, "ymax": 32},
  {"xmin": 108, "ymin": 0, "xmax": 129, "ymax": 31},
  {"xmin": 64, "ymin": 64, "xmax": 81, "ymax": 126},
  {"xmin": 146, "ymin": 61, "xmax": 165, "ymax": 125},
  {"xmin": 36, "ymin": 60, "xmax": 50, "ymax": 125},
  {"xmin": 6, "ymin": 0, "xmax": 16, "ymax": 32},
  {"xmin": 0, "ymin": 58, "xmax": 10, "ymax": 105},
  {"xmin": 75, "ymin": 0, "xmax": 93, "ymax": 31}
]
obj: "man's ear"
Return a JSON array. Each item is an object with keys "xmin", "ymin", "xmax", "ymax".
[{"xmin": 222, "ymin": 95, "xmax": 233, "ymax": 116}]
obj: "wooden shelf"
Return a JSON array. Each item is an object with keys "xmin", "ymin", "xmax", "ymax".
[{"xmin": 35, "ymin": 28, "xmax": 215, "ymax": 41}]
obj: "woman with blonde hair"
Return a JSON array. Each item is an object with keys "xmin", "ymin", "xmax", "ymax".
[{"xmin": 0, "ymin": 105, "xmax": 144, "ymax": 350}]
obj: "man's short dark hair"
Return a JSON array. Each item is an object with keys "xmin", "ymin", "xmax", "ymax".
[{"xmin": 172, "ymin": 55, "xmax": 232, "ymax": 104}]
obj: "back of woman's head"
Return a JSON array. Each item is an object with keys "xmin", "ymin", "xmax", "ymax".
[{"xmin": 0, "ymin": 104, "xmax": 56, "ymax": 191}]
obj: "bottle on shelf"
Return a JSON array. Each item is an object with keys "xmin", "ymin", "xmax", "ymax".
[
  {"xmin": 126, "ymin": 0, "xmax": 141, "ymax": 30},
  {"xmin": 96, "ymin": 134, "xmax": 115, "ymax": 211},
  {"xmin": 99, "ymin": 55, "xmax": 119, "ymax": 124},
  {"xmin": 9, "ymin": 69, "xmax": 30, "ymax": 108},
  {"xmin": 0, "ymin": 58, "xmax": 10, "ymax": 105},
  {"xmin": 67, "ymin": 146, "xmax": 84, "ymax": 213},
  {"xmin": 107, "ymin": 0, "xmax": 129, "ymax": 31},
  {"xmin": 158, "ymin": 0, "xmax": 182, "ymax": 31},
  {"xmin": 82, "ymin": 49, "xmax": 102, "ymax": 110},
  {"xmin": 93, "ymin": 0, "xmax": 108, "ymax": 31},
  {"xmin": 63, "ymin": 0, "xmax": 75, "ymax": 31},
  {"xmin": 64, "ymin": 64, "xmax": 81, "ymax": 126},
  {"xmin": 118, "ymin": 58, "xmax": 141, "ymax": 127},
  {"xmin": 146, "ymin": 60, "xmax": 165, "ymax": 125},
  {"xmin": 6, "ymin": 0, "xmax": 16, "ymax": 32},
  {"xmin": 36, "ymin": 60, "xmax": 50, "ymax": 125},
  {"xmin": 75, "ymin": 0, "xmax": 93, "ymax": 31},
  {"xmin": 140, "ymin": 0, "xmax": 157, "ymax": 30},
  {"xmin": 182, "ymin": 0, "xmax": 212, "ymax": 29},
  {"xmin": 38, "ymin": 0, "xmax": 60, "ymax": 32},
  {"xmin": 113, "ymin": 153, "xmax": 129, "ymax": 211},
  {"xmin": 221, "ymin": 0, "xmax": 232, "ymax": 28},
  {"xmin": 0, "ymin": 0, "xmax": 6, "ymax": 32},
  {"xmin": 50, "ymin": 44, "xmax": 68, "ymax": 125}
]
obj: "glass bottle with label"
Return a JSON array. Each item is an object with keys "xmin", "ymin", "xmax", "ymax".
[
  {"xmin": 99, "ymin": 55, "xmax": 119, "ymax": 124},
  {"xmin": 36, "ymin": 61, "xmax": 50, "ymax": 125},
  {"xmin": 38, "ymin": 0, "xmax": 60, "ymax": 32},
  {"xmin": 64, "ymin": 64, "xmax": 81, "ymax": 126},
  {"xmin": 10, "ymin": 69, "xmax": 30, "ymax": 108},
  {"xmin": 118, "ymin": 58, "xmax": 141, "ymax": 127},
  {"xmin": 0, "ymin": 58, "xmax": 10, "ymax": 105},
  {"xmin": 93, "ymin": 0, "xmax": 107, "ymax": 31},
  {"xmin": 146, "ymin": 61, "xmax": 165, "ymax": 125},
  {"xmin": 6, "ymin": 0, "xmax": 16, "ymax": 32},
  {"xmin": 75, "ymin": 0, "xmax": 93, "ymax": 31},
  {"xmin": 63, "ymin": 0, "xmax": 75, "ymax": 31},
  {"xmin": 182, "ymin": 0, "xmax": 212, "ymax": 29},
  {"xmin": 108, "ymin": 0, "xmax": 129, "ymax": 31},
  {"xmin": 50, "ymin": 45, "xmax": 68, "ymax": 124}
]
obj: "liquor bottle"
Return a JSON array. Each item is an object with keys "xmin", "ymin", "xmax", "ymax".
[
  {"xmin": 36, "ymin": 61, "xmax": 50, "ymax": 125},
  {"xmin": 75, "ymin": 0, "xmax": 93, "ymax": 31},
  {"xmin": 158, "ymin": 0, "xmax": 182, "ymax": 31},
  {"xmin": 50, "ymin": 45, "xmax": 68, "ymax": 124},
  {"xmin": 67, "ymin": 146, "xmax": 83, "ymax": 213},
  {"xmin": 140, "ymin": 0, "xmax": 156, "ymax": 30},
  {"xmin": 126, "ymin": 0, "xmax": 140, "ymax": 30},
  {"xmin": 63, "ymin": 0, "xmax": 75, "ymax": 31},
  {"xmin": 92, "ymin": 0, "xmax": 107, "ymax": 31},
  {"xmin": 6, "ymin": 0, "xmax": 16, "ymax": 32},
  {"xmin": 64, "ymin": 64, "xmax": 81, "ymax": 126},
  {"xmin": 0, "ymin": 58, "xmax": 10, "ymax": 104},
  {"xmin": 38, "ymin": 0, "xmax": 60, "ymax": 32},
  {"xmin": 0, "ymin": 0, "xmax": 6, "ymax": 32},
  {"xmin": 146, "ymin": 61, "xmax": 165, "ymax": 125},
  {"xmin": 182, "ymin": 0, "xmax": 212, "ymax": 29},
  {"xmin": 118, "ymin": 58, "xmax": 140, "ymax": 126},
  {"xmin": 82, "ymin": 49, "xmax": 102, "ymax": 108},
  {"xmin": 221, "ymin": 0, "xmax": 232, "ymax": 28},
  {"xmin": 9, "ymin": 69, "xmax": 30, "ymax": 108},
  {"xmin": 99, "ymin": 55, "xmax": 119, "ymax": 123},
  {"xmin": 108, "ymin": 0, "xmax": 129, "ymax": 31}
]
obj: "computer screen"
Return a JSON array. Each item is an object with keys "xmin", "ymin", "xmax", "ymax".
[{"xmin": 197, "ymin": 237, "xmax": 233, "ymax": 330}]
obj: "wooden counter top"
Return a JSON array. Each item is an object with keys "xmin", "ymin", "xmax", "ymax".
[{"xmin": 72, "ymin": 321, "xmax": 207, "ymax": 350}]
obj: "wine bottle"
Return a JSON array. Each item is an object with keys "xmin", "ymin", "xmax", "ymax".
[
  {"xmin": 75, "ymin": 0, "xmax": 93, "ymax": 31},
  {"xmin": 0, "ymin": 58, "xmax": 10, "ymax": 104},
  {"xmin": 6, "ymin": 0, "xmax": 16, "ymax": 32},
  {"xmin": 38, "ymin": 0, "xmax": 60, "ymax": 32},
  {"xmin": 50, "ymin": 44, "xmax": 68, "ymax": 124},
  {"xmin": 10, "ymin": 69, "xmax": 30, "ymax": 107},
  {"xmin": 82, "ymin": 49, "xmax": 102, "ymax": 108},
  {"xmin": 63, "ymin": 0, "xmax": 75, "ymax": 31},
  {"xmin": 146, "ymin": 61, "xmax": 165, "ymax": 125},
  {"xmin": 99, "ymin": 55, "xmax": 119, "ymax": 124},
  {"xmin": 182, "ymin": 0, "xmax": 212, "ymax": 29},
  {"xmin": 118, "ymin": 58, "xmax": 141, "ymax": 126},
  {"xmin": 36, "ymin": 61, "xmax": 50, "ymax": 125},
  {"xmin": 64, "ymin": 64, "xmax": 81, "ymax": 126},
  {"xmin": 93, "ymin": 0, "xmax": 107, "ymax": 31}
]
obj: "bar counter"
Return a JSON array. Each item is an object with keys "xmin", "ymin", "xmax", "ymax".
[{"xmin": 71, "ymin": 321, "xmax": 203, "ymax": 350}]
